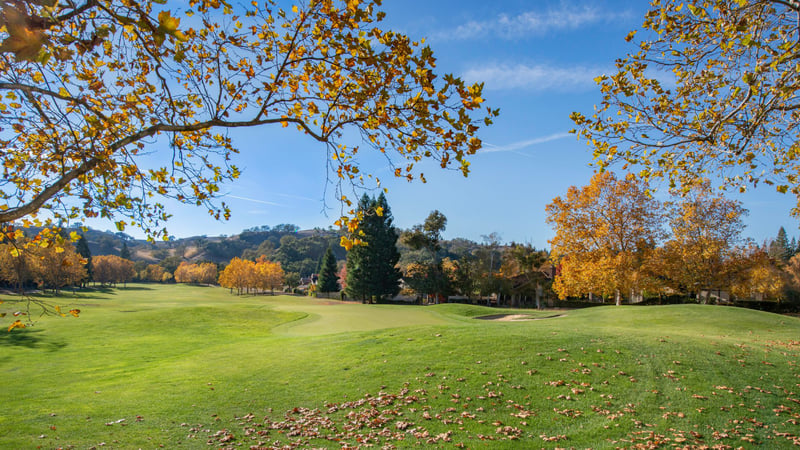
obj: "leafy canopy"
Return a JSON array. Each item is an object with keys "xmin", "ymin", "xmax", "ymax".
[
  {"xmin": 571, "ymin": 0, "xmax": 800, "ymax": 214},
  {"xmin": 0, "ymin": 0, "xmax": 497, "ymax": 246},
  {"xmin": 546, "ymin": 172, "xmax": 664, "ymax": 303}
]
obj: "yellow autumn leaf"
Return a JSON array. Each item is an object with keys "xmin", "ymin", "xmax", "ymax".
[
  {"xmin": 340, "ymin": 236, "xmax": 354, "ymax": 250},
  {"xmin": 158, "ymin": 11, "xmax": 181, "ymax": 33},
  {"xmin": 7, "ymin": 320, "xmax": 25, "ymax": 332}
]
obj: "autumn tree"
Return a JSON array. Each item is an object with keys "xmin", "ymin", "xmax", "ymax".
[
  {"xmin": 0, "ymin": 0, "xmax": 495, "ymax": 246},
  {"xmin": 546, "ymin": 172, "xmax": 665, "ymax": 305},
  {"xmin": 255, "ymin": 257, "xmax": 284, "ymax": 295},
  {"xmin": 29, "ymin": 243, "xmax": 87, "ymax": 293},
  {"xmin": 0, "ymin": 238, "xmax": 33, "ymax": 293},
  {"xmin": 219, "ymin": 257, "xmax": 253, "ymax": 295},
  {"xmin": 74, "ymin": 233, "xmax": 92, "ymax": 284},
  {"xmin": 731, "ymin": 247, "xmax": 787, "ymax": 301},
  {"xmin": 316, "ymin": 246, "xmax": 339, "ymax": 297},
  {"xmin": 143, "ymin": 263, "xmax": 170, "ymax": 283},
  {"xmin": 783, "ymin": 253, "xmax": 800, "ymax": 299},
  {"xmin": 92, "ymin": 254, "xmax": 135, "ymax": 286},
  {"xmin": 658, "ymin": 185, "xmax": 748, "ymax": 302},
  {"xmin": 173, "ymin": 262, "xmax": 192, "ymax": 283},
  {"xmin": 336, "ymin": 265, "xmax": 347, "ymax": 293},
  {"xmin": 572, "ymin": 1, "xmax": 800, "ymax": 215},
  {"xmin": 1, "ymin": 233, "xmax": 85, "ymax": 294},
  {"xmin": 196, "ymin": 263, "xmax": 218, "ymax": 285},
  {"xmin": 174, "ymin": 262, "xmax": 217, "ymax": 284}
]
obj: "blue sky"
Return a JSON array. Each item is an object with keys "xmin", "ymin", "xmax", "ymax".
[{"xmin": 85, "ymin": 0, "xmax": 798, "ymax": 247}]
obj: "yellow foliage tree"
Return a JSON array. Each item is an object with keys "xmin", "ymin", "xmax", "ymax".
[
  {"xmin": 29, "ymin": 243, "xmax": 87, "ymax": 293},
  {"xmin": 174, "ymin": 262, "xmax": 217, "ymax": 285},
  {"xmin": 173, "ymin": 262, "xmax": 193, "ymax": 284},
  {"xmin": 143, "ymin": 264, "xmax": 170, "ymax": 283},
  {"xmin": 731, "ymin": 248, "xmax": 787, "ymax": 301},
  {"xmin": 0, "ymin": 240, "xmax": 33, "ymax": 293},
  {"xmin": 196, "ymin": 263, "xmax": 218, "ymax": 285},
  {"xmin": 546, "ymin": 172, "xmax": 665, "ymax": 305},
  {"xmin": 255, "ymin": 257, "xmax": 285, "ymax": 295},
  {"xmin": 219, "ymin": 257, "xmax": 255, "ymax": 295},
  {"xmin": 784, "ymin": 254, "xmax": 800, "ymax": 289},
  {"xmin": 572, "ymin": 1, "xmax": 800, "ymax": 216},
  {"xmin": 0, "ymin": 0, "xmax": 496, "ymax": 246},
  {"xmin": 92, "ymin": 254, "xmax": 135, "ymax": 286},
  {"xmin": 658, "ymin": 185, "xmax": 748, "ymax": 301}
]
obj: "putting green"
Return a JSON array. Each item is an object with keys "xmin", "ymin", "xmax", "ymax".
[{"xmin": 270, "ymin": 297, "xmax": 455, "ymax": 335}]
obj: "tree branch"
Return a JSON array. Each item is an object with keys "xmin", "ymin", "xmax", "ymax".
[
  {"xmin": 0, "ymin": 114, "xmax": 330, "ymax": 224},
  {"xmin": 0, "ymin": 82, "xmax": 110, "ymax": 122}
]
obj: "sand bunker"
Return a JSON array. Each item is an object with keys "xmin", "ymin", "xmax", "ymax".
[{"xmin": 475, "ymin": 313, "xmax": 566, "ymax": 321}]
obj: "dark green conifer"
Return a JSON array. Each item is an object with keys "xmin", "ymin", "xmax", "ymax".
[
  {"xmin": 317, "ymin": 246, "xmax": 340, "ymax": 296},
  {"xmin": 345, "ymin": 193, "xmax": 402, "ymax": 302},
  {"xmin": 769, "ymin": 226, "xmax": 792, "ymax": 262}
]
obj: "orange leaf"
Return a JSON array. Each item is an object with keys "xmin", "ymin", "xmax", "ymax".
[{"xmin": 7, "ymin": 320, "xmax": 25, "ymax": 332}]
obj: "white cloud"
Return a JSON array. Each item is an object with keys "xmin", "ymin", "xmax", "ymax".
[
  {"xmin": 438, "ymin": 3, "xmax": 631, "ymax": 41},
  {"xmin": 463, "ymin": 63, "xmax": 605, "ymax": 92},
  {"xmin": 480, "ymin": 132, "xmax": 572, "ymax": 155}
]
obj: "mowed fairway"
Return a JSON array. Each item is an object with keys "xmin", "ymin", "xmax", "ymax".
[
  {"xmin": 271, "ymin": 298, "xmax": 453, "ymax": 336},
  {"xmin": 1, "ymin": 284, "xmax": 799, "ymax": 449}
]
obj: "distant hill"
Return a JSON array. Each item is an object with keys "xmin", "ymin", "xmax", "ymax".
[{"xmin": 67, "ymin": 224, "xmax": 345, "ymax": 276}]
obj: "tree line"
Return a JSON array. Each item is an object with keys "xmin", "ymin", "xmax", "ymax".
[
  {"xmin": 3, "ymin": 184, "xmax": 799, "ymax": 311},
  {"xmin": 547, "ymin": 172, "xmax": 800, "ymax": 306}
]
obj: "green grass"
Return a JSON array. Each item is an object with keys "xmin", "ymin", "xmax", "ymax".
[{"xmin": 1, "ymin": 284, "xmax": 799, "ymax": 448}]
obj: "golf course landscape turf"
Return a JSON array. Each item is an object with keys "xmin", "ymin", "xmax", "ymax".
[{"xmin": 1, "ymin": 284, "xmax": 799, "ymax": 448}]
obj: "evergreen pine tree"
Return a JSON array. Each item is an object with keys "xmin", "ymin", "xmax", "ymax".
[
  {"xmin": 791, "ymin": 237, "xmax": 798, "ymax": 258},
  {"xmin": 345, "ymin": 193, "xmax": 402, "ymax": 302},
  {"xmin": 345, "ymin": 195, "xmax": 373, "ymax": 302},
  {"xmin": 369, "ymin": 193, "xmax": 402, "ymax": 299},
  {"xmin": 75, "ymin": 233, "xmax": 92, "ymax": 283},
  {"xmin": 317, "ymin": 246, "xmax": 340, "ymax": 296},
  {"xmin": 768, "ymin": 227, "xmax": 791, "ymax": 261},
  {"xmin": 120, "ymin": 241, "xmax": 131, "ymax": 260}
]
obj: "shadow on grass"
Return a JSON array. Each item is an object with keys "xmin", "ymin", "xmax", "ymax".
[
  {"xmin": 76, "ymin": 285, "xmax": 154, "ymax": 295},
  {"xmin": 116, "ymin": 285, "xmax": 154, "ymax": 291},
  {"xmin": 79, "ymin": 286, "xmax": 116, "ymax": 295},
  {"xmin": 0, "ymin": 329, "xmax": 67, "ymax": 352}
]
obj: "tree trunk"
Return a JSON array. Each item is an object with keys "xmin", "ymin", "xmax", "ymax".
[
  {"xmin": 615, "ymin": 289, "xmax": 621, "ymax": 306},
  {"xmin": 536, "ymin": 284, "xmax": 542, "ymax": 309}
]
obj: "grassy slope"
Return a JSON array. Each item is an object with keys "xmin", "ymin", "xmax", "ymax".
[{"xmin": 1, "ymin": 284, "xmax": 798, "ymax": 448}]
